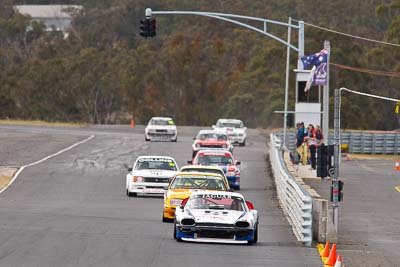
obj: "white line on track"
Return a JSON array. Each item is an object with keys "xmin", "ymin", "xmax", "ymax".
[{"xmin": 0, "ymin": 135, "xmax": 95, "ymax": 194}]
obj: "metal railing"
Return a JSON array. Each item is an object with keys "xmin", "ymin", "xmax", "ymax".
[
  {"xmin": 279, "ymin": 131, "xmax": 400, "ymax": 154},
  {"xmin": 269, "ymin": 133, "xmax": 313, "ymax": 246}
]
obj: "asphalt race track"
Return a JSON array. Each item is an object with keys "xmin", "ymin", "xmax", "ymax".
[{"xmin": 0, "ymin": 125, "xmax": 321, "ymax": 267}]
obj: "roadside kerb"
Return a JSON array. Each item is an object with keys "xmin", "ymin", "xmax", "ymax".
[{"xmin": 269, "ymin": 133, "xmax": 313, "ymax": 246}]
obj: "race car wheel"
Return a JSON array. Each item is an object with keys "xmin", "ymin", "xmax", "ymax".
[
  {"xmin": 172, "ymin": 138, "xmax": 177, "ymax": 142},
  {"xmin": 249, "ymin": 225, "xmax": 258, "ymax": 245},
  {"xmin": 192, "ymin": 151, "xmax": 196, "ymax": 159},
  {"xmin": 240, "ymin": 140, "xmax": 246, "ymax": 147},
  {"xmin": 253, "ymin": 225, "xmax": 258, "ymax": 243},
  {"xmin": 174, "ymin": 223, "xmax": 182, "ymax": 242},
  {"xmin": 162, "ymin": 214, "xmax": 171, "ymax": 223},
  {"xmin": 145, "ymin": 136, "xmax": 150, "ymax": 141},
  {"xmin": 126, "ymin": 189, "xmax": 137, "ymax": 197}
]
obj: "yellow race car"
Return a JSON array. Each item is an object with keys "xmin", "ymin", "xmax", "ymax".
[
  {"xmin": 162, "ymin": 172, "xmax": 229, "ymax": 222},
  {"xmin": 179, "ymin": 165, "xmax": 229, "ymax": 187}
]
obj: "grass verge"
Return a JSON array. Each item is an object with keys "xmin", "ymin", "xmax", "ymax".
[
  {"xmin": 0, "ymin": 168, "xmax": 17, "ymax": 191},
  {"xmin": 0, "ymin": 119, "xmax": 87, "ymax": 128}
]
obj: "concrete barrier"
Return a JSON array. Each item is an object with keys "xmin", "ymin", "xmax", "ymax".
[{"xmin": 270, "ymin": 133, "xmax": 337, "ymax": 244}]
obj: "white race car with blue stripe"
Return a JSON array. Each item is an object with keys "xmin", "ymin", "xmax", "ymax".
[{"xmin": 174, "ymin": 191, "xmax": 258, "ymax": 244}]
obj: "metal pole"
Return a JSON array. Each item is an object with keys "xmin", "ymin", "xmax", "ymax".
[
  {"xmin": 332, "ymin": 88, "xmax": 341, "ymax": 233},
  {"xmin": 323, "ymin": 40, "xmax": 330, "ymax": 143},
  {"xmin": 297, "ymin": 21, "xmax": 305, "ymax": 69},
  {"xmin": 283, "ymin": 17, "xmax": 292, "ymax": 148}
]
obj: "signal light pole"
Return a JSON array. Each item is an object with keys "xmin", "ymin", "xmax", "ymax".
[
  {"xmin": 332, "ymin": 87, "xmax": 400, "ymax": 233},
  {"xmin": 142, "ymin": 8, "xmax": 306, "ymax": 148}
]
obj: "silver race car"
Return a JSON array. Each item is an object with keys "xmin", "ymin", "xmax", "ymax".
[
  {"xmin": 174, "ymin": 191, "xmax": 258, "ymax": 244},
  {"xmin": 212, "ymin": 119, "xmax": 247, "ymax": 146},
  {"xmin": 145, "ymin": 117, "xmax": 177, "ymax": 142}
]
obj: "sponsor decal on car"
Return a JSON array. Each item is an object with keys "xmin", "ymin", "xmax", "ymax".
[
  {"xmin": 200, "ymin": 193, "xmax": 232, "ymax": 199},
  {"xmin": 138, "ymin": 158, "xmax": 173, "ymax": 162}
]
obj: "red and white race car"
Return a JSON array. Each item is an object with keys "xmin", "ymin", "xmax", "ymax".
[
  {"xmin": 191, "ymin": 130, "xmax": 233, "ymax": 158},
  {"xmin": 189, "ymin": 150, "xmax": 241, "ymax": 190}
]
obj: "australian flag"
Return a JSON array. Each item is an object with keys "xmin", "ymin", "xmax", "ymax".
[{"xmin": 301, "ymin": 48, "xmax": 328, "ymax": 69}]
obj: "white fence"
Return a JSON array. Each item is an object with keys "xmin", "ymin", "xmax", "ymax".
[{"xmin": 269, "ymin": 133, "xmax": 313, "ymax": 246}]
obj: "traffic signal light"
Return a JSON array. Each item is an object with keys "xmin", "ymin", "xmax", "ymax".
[
  {"xmin": 330, "ymin": 180, "xmax": 344, "ymax": 202},
  {"xmin": 140, "ymin": 19, "xmax": 149, "ymax": 38},
  {"xmin": 338, "ymin": 180, "xmax": 344, "ymax": 202},
  {"xmin": 140, "ymin": 18, "xmax": 156, "ymax": 38},
  {"xmin": 148, "ymin": 18, "xmax": 156, "ymax": 37}
]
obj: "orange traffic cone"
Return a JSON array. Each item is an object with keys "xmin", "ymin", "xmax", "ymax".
[
  {"xmin": 130, "ymin": 119, "xmax": 135, "ymax": 128},
  {"xmin": 346, "ymin": 154, "xmax": 351, "ymax": 161},
  {"xmin": 394, "ymin": 160, "xmax": 400, "ymax": 171},
  {"xmin": 320, "ymin": 242, "xmax": 330, "ymax": 257},
  {"xmin": 334, "ymin": 255, "xmax": 342, "ymax": 267},
  {"xmin": 325, "ymin": 244, "xmax": 337, "ymax": 266}
]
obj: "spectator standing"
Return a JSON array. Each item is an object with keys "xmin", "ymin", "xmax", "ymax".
[
  {"xmin": 305, "ymin": 124, "xmax": 317, "ymax": 169},
  {"xmin": 296, "ymin": 122, "xmax": 308, "ymax": 165},
  {"xmin": 315, "ymin": 125, "xmax": 324, "ymax": 146}
]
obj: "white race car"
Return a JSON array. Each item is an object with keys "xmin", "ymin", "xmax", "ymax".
[
  {"xmin": 126, "ymin": 156, "xmax": 179, "ymax": 197},
  {"xmin": 145, "ymin": 117, "xmax": 177, "ymax": 142},
  {"xmin": 213, "ymin": 119, "xmax": 247, "ymax": 146},
  {"xmin": 174, "ymin": 191, "xmax": 258, "ymax": 244}
]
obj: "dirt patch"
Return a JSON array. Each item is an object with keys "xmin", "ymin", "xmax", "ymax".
[
  {"xmin": 0, "ymin": 167, "xmax": 17, "ymax": 191},
  {"xmin": 0, "ymin": 119, "xmax": 87, "ymax": 128}
]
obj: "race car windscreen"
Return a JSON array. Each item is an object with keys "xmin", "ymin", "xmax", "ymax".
[
  {"xmin": 198, "ymin": 133, "xmax": 227, "ymax": 141},
  {"xmin": 181, "ymin": 168, "xmax": 224, "ymax": 176},
  {"xmin": 150, "ymin": 119, "xmax": 174, "ymax": 126},
  {"xmin": 135, "ymin": 158, "xmax": 177, "ymax": 171},
  {"xmin": 170, "ymin": 176, "xmax": 227, "ymax": 191},
  {"xmin": 217, "ymin": 122, "xmax": 243, "ymax": 128},
  {"xmin": 196, "ymin": 154, "xmax": 233, "ymax": 165},
  {"xmin": 187, "ymin": 194, "xmax": 246, "ymax": 211}
]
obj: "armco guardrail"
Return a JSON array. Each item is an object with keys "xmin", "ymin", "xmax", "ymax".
[
  {"xmin": 278, "ymin": 131, "xmax": 400, "ymax": 154},
  {"xmin": 269, "ymin": 133, "xmax": 313, "ymax": 246}
]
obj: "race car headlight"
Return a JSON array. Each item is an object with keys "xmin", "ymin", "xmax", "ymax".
[
  {"xmin": 196, "ymin": 143, "xmax": 201, "ymax": 148},
  {"xmin": 181, "ymin": 218, "xmax": 195, "ymax": 226},
  {"xmin": 238, "ymin": 134, "xmax": 244, "ymax": 137},
  {"xmin": 226, "ymin": 171, "xmax": 236, "ymax": 177},
  {"xmin": 222, "ymin": 144, "xmax": 227, "ymax": 148},
  {"xmin": 170, "ymin": 199, "xmax": 183, "ymax": 206},
  {"xmin": 133, "ymin": 176, "xmax": 143, "ymax": 182},
  {"xmin": 235, "ymin": 221, "xmax": 250, "ymax": 228}
]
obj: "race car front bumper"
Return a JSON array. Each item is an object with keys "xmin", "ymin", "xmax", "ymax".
[
  {"xmin": 146, "ymin": 131, "xmax": 177, "ymax": 141},
  {"xmin": 129, "ymin": 182, "xmax": 169, "ymax": 195},
  {"xmin": 176, "ymin": 225, "xmax": 255, "ymax": 243}
]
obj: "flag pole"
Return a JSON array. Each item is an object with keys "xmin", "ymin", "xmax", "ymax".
[{"xmin": 322, "ymin": 40, "xmax": 330, "ymax": 144}]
